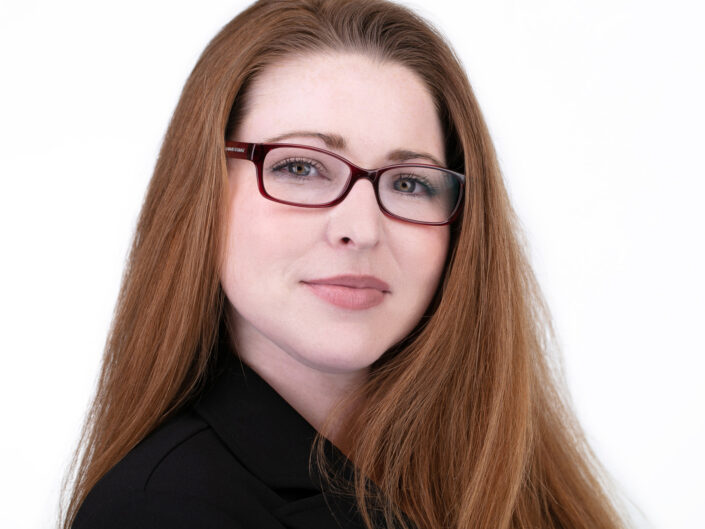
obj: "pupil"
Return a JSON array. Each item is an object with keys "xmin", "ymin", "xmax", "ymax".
[
  {"xmin": 398, "ymin": 179, "xmax": 414, "ymax": 192},
  {"xmin": 290, "ymin": 163, "xmax": 308, "ymax": 176}
]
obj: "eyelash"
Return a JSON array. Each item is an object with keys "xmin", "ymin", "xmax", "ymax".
[{"xmin": 269, "ymin": 157, "xmax": 326, "ymax": 174}]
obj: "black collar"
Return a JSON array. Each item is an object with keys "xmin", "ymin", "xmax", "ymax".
[
  {"xmin": 193, "ymin": 339, "xmax": 328, "ymax": 492},
  {"xmin": 190, "ymin": 334, "xmax": 404, "ymax": 529},
  {"xmin": 196, "ymin": 329, "xmax": 370, "ymax": 492}
]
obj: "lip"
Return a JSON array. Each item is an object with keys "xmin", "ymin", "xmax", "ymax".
[
  {"xmin": 304, "ymin": 274, "xmax": 390, "ymax": 291},
  {"xmin": 302, "ymin": 274, "xmax": 390, "ymax": 310}
]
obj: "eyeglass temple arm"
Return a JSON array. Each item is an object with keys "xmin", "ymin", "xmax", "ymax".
[{"xmin": 225, "ymin": 141, "xmax": 255, "ymax": 160}]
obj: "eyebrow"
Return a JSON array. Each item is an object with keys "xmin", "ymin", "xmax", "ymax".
[{"xmin": 263, "ymin": 130, "xmax": 446, "ymax": 167}]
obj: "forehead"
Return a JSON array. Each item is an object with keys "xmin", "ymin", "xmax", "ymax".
[{"xmin": 235, "ymin": 52, "xmax": 445, "ymax": 163}]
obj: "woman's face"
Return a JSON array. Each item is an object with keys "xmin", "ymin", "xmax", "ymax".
[{"xmin": 221, "ymin": 52, "xmax": 450, "ymax": 377}]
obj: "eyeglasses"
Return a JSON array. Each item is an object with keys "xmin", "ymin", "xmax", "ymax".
[{"xmin": 225, "ymin": 141, "xmax": 465, "ymax": 225}]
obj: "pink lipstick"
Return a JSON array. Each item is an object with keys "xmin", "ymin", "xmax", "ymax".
[{"xmin": 302, "ymin": 275, "xmax": 389, "ymax": 310}]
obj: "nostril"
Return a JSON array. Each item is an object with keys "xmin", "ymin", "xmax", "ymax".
[{"xmin": 341, "ymin": 237, "xmax": 351, "ymax": 244}]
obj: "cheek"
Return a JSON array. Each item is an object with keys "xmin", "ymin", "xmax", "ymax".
[
  {"xmin": 220, "ymin": 188, "xmax": 319, "ymax": 298},
  {"xmin": 221, "ymin": 185, "xmax": 273, "ymax": 301},
  {"xmin": 396, "ymin": 226, "xmax": 450, "ymax": 299}
]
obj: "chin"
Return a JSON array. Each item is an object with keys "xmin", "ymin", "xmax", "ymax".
[{"xmin": 288, "ymin": 346, "xmax": 381, "ymax": 375}]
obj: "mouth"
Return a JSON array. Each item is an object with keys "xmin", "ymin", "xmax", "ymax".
[
  {"xmin": 303, "ymin": 274, "xmax": 390, "ymax": 291},
  {"xmin": 302, "ymin": 274, "xmax": 390, "ymax": 310}
]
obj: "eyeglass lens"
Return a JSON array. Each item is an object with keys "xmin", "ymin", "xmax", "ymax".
[{"xmin": 261, "ymin": 146, "xmax": 461, "ymax": 223}]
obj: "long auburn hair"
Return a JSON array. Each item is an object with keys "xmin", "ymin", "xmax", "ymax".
[{"xmin": 61, "ymin": 1, "xmax": 628, "ymax": 528}]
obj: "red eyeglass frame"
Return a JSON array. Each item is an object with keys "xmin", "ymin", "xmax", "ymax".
[{"xmin": 224, "ymin": 141, "xmax": 465, "ymax": 226}]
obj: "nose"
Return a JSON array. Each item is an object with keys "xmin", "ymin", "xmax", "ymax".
[{"xmin": 325, "ymin": 178, "xmax": 382, "ymax": 249}]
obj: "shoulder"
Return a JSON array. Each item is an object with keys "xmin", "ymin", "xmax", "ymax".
[
  {"xmin": 72, "ymin": 409, "xmax": 273, "ymax": 529},
  {"xmin": 72, "ymin": 488, "xmax": 241, "ymax": 529}
]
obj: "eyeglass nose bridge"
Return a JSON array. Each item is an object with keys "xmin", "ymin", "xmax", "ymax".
[
  {"xmin": 330, "ymin": 164, "xmax": 384, "ymax": 207},
  {"xmin": 351, "ymin": 163, "xmax": 381, "ymax": 184}
]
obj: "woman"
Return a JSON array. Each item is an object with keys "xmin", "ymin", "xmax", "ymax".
[{"xmin": 62, "ymin": 0, "xmax": 628, "ymax": 528}]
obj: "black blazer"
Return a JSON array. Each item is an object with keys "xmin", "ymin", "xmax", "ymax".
[{"xmin": 72, "ymin": 340, "xmax": 372, "ymax": 529}]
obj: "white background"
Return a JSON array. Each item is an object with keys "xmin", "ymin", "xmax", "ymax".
[{"xmin": 1, "ymin": 1, "xmax": 703, "ymax": 528}]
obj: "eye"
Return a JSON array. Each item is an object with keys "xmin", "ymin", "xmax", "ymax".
[
  {"xmin": 394, "ymin": 177, "xmax": 418, "ymax": 193},
  {"xmin": 270, "ymin": 157, "xmax": 328, "ymax": 180},
  {"xmin": 287, "ymin": 161, "xmax": 312, "ymax": 176},
  {"xmin": 392, "ymin": 175, "xmax": 434, "ymax": 196}
]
